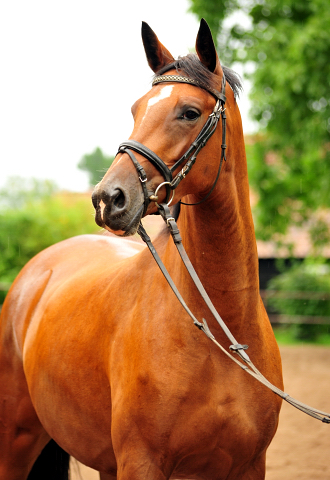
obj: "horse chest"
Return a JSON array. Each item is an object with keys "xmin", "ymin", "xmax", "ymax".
[{"xmin": 109, "ymin": 336, "xmax": 278, "ymax": 472}]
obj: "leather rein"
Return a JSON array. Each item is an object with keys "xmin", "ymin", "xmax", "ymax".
[{"xmin": 117, "ymin": 73, "xmax": 330, "ymax": 423}]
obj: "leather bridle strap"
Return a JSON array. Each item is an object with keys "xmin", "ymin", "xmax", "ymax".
[
  {"xmin": 152, "ymin": 74, "xmax": 226, "ymax": 103},
  {"xmin": 170, "ymin": 98, "xmax": 223, "ymax": 191},
  {"xmin": 117, "ymin": 74, "xmax": 226, "ymax": 216},
  {"xmin": 120, "ymin": 148, "xmax": 150, "ymax": 216},
  {"xmin": 129, "ymin": 71, "xmax": 330, "ymax": 423},
  {"xmin": 118, "ymin": 141, "xmax": 173, "ymax": 185},
  {"xmin": 179, "ymin": 102, "xmax": 226, "ymax": 206},
  {"xmin": 137, "ymin": 207, "xmax": 330, "ymax": 424},
  {"xmin": 117, "ymin": 142, "xmax": 173, "ymax": 215}
]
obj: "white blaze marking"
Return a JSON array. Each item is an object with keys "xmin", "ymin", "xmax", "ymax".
[
  {"xmin": 141, "ymin": 85, "xmax": 174, "ymax": 124},
  {"xmin": 99, "ymin": 199, "xmax": 106, "ymax": 220},
  {"xmin": 148, "ymin": 85, "xmax": 173, "ymax": 106}
]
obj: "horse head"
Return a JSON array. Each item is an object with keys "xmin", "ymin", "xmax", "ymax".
[{"xmin": 92, "ymin": 19, "xmax": 231, "ymax": 236}]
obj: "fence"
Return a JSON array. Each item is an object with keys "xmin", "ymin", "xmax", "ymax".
[{"xmin": 260, "ymin": 290, "xmax": 330, "ymax": 325}]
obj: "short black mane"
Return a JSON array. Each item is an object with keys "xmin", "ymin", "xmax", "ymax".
[{"xmin": 155, "ymin": 54, "xmax": 242, "ymax": 99}]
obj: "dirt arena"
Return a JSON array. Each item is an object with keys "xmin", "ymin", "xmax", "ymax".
[{"xmin": 71, "ymin": 346, "xmax": 330, "ymax": 479}]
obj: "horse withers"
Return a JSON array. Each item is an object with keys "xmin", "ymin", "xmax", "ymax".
[{"xmin": 0, "ymin": 19, "xmax": 283, "ymax": 480}]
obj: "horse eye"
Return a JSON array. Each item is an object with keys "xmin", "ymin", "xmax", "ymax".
[{"xmin": 182, "ymin": 110, "xmax": 200, "ymax": 121}]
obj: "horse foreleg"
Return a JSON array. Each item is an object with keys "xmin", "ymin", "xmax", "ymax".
[
  {"xmin": 0, "ymin": 314, "xmax": 50, "ymax": 479},
  {"xmin": 0, "ymin": 381, "xmax": 50, "ymax": 479},
  {"xmin": 99, "ymin": 472, "xmax": 117, "ymax": 480},
  {"xmin": 98, "ymin": 462, "xmax": 167, "ymax": 480},
  {"xmin": 231, "ymin": 453, "xmax": 266, "ymax": 480},
  {"xmin": 116, "ymin": 463, "xmax": 167, "ymax": 480}
]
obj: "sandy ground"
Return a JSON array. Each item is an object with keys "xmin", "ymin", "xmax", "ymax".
[
  {"xmin": 266, "ymin": 346, "xmax": 330, "ymax": 480},
  {"xmin": 71, "ymin": 346, "xmax": 330, "ymax": 480}
]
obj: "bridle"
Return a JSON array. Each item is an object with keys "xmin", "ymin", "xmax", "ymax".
[
  {"xmin": 114, "ymin": 72, "xmax": 330, "ymax": 424},
  {"xmin": 117, "ymin": 73, "xmax": 227, "ymax": 215}
]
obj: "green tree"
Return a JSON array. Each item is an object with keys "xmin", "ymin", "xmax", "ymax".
[
  {"xmin": 189, "ymin": 0, "xmax": 237, "ymax": 46},
  {"xmin": 78, "ymin": 147, "xmax": 115, "ymax": 187},
  {"xmin": 189, "ymin": 0, "xmax": 330, "ymax": 247}
]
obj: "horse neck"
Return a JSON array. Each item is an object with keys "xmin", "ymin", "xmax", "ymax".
[{"xmin": 169, "ymin": 129, "xmax": 259, "ymax": 301}]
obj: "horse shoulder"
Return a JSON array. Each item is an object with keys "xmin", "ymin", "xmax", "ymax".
[{"xmin": 2, "ymin": 234, "xmax": 144, "ymax": 356}]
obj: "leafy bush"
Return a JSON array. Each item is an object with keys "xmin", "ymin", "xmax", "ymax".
[
  {"xmin": 268, "ymin": 260, "xmax": 330, "ymax": 341},
  {"xmin": 0, "ymin": 178, "xmax": 99, "ymax": 303}
]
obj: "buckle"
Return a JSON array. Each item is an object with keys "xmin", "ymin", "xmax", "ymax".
[{"xmin": 229, "ymin": 344, "xmax": 249, "ymax": 352}]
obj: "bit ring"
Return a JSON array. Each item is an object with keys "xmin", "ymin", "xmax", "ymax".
[{"xmin": 153, "ymin": 182, "xmax": 175, "ymax": 208}]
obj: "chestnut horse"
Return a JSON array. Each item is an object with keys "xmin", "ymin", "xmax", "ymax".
[{"xmin": 0, "ymin": 20, "xmax": 283, "ymax": 480}]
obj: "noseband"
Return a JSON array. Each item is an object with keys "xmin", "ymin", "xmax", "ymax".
[{"xmin": 117, "ymin": 73, "xmax": 227, "ymax": 215}]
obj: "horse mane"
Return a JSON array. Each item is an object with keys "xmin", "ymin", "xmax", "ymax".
[{"xmin": 155, "ymin": 54, "xmax": 242, "ymax": 100}]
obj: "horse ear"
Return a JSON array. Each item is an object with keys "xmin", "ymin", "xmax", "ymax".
[
  {"xmin": 195, "ymin": 18, "xmax": 222, "ymax": 76},
  {"xmin": 142, "ymin": 22, "xmax": 175, "ymax": 73}
]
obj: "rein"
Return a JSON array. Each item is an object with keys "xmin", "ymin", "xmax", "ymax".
[
  {"xmin": 119, "ymin": 73, "xmax": 330, "ymax": 424},
  {"xmin": 137, "ymin": 210, "xmax": 330, "ymax": 424}
]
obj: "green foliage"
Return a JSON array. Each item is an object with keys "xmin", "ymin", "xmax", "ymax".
[
  {"xmin": 0, "ymin": 177, "xmax": 99, "ymax": 303},
  {"xmin": 189, "ymin": 0, "xmax": 330, "ymax": 245},
  {"xmin": 189, "ymin": 0, "xmax": 239, "ymax": 46},
  {"xmin": 78, "ymin": 147, "xmax": 115, "ymax": 187},
  {"xmin": 232, "ymin": 0, "xmax": 330, "ymax": 241},
  {"xmin": 272, "ymin": 324, "xmax": 330, "ymax": 345},
  {"xmin": 268, "ymin": 260, "xmax": 330, "ymax": 340}
]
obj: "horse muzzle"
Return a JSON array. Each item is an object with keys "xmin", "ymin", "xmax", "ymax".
[{"xmin": 92, "ymin": 181, "xmax": 144, "ymax": 236}]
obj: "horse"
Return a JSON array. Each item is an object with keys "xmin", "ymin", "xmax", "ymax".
[{"xmin": 0, "ymin": 19, "xmax": 283, "ymax": 480}]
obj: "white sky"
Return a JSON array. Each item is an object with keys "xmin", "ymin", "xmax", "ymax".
[{"xmin": 0, "ymin": 0, "xmax": 254, "ymax": 192}]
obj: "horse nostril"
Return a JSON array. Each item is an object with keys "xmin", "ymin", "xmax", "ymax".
[
  {"xmin": 91, "ymin": 191, "xmax": 99, "ymax": 209},
  {"xmin": 113, "ymin": 189, "xmax": 126, "ymax": 209},
  {"xmin": 92, "ymin": 186, "xmax": 127, "ymax": 225},
  {"xmin": 101, "ymin": 190, "xmax": 110, "ymax": 204}
]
